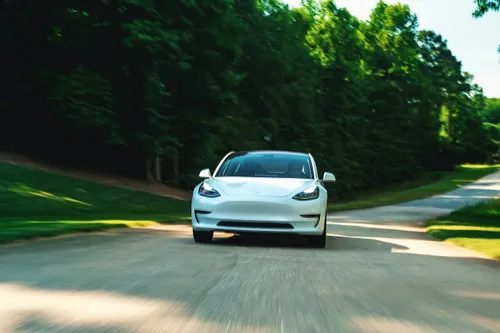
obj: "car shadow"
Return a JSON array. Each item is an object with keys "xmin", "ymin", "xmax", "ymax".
[
  {"xmin": 326, "ymin": 235, "xmax": 409, "ymax": 251},
  {"xmin": 212, "ymin": 233, "xmax": 313, "ymax": 249},
  {"xmin": 209, "ymin": 232, "xmax": 410, "ymax": 252}
]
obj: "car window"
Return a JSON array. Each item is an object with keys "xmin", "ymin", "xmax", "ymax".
[{"xmin": 216, "ymin": 153, "xmax": 313, "ymax": 179}]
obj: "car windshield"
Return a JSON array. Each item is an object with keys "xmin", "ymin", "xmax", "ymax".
[{"xmin": 215, "ymin": 152, "xmax": 313, "ymax": 179}]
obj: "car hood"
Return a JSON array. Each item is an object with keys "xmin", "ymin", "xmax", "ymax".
[{"xmin": 213, "ymin": 177, "xmax": 314, "ymax": 197}]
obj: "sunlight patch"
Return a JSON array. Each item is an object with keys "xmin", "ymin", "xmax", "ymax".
[
  {"xmin": 0, "ymin": 283, "xmax": 271, "ymax": 333},
  {"xmin": 427, "ymin": 225, "xmax": 500, "ymax": 232},
  {"xmin": 51, "ymin": 220, "xmax": 162, "ymax": 228},
  {"xmin": 8, "ymin": 184, "xmax": 92, "ymax": 206},
  {"xmin": 461, "ymin": 164, "xmax": 500, "ymax": 169}
]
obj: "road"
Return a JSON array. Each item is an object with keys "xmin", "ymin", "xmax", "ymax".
[{"xmin": 0, "ymin": 172, "xmax": 499, "ymax": 333}]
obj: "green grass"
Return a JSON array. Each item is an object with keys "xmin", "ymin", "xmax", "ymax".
[
  {"xmin": 0, "ymin": 163, "xmax": 191, "ymax": 244},
  {"xmin": 328, "ymin": 164, "xmax": 500, "ymax": 212},
  {"xmin": 425, "ymin": 199, "xmax": 500, "ymax": 260}
]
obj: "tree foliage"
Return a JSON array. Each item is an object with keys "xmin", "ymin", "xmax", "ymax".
[
  {"xmin": 480, "ymin": 98, "xmax": 500, "ymax": 124},
  {"xmin": 473, "ymin": 0, "xmax": 500, "ymax": 17},
  {"xmin": 2, "ymin": 0, "xmax": 497, "ymax": 199}
]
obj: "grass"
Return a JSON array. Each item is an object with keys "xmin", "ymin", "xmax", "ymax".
[
  {"xmin": 425, "ymin": 199, "xmax": 500, "ymax": 260},
  {"xmin": 328, "ymin": 164, "xmax": 500, "ymax": 212},
  {"xmin": 0, "ymin": 163, "xmax": 191, "ymax": 244}
]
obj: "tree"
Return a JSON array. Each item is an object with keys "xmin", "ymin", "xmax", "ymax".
[
  {"xmin": 480, "ymin": 98, "xmax": 500, "ymax": 123},
  {"xmin": 2, "ymin": 0, "xmax": 496, "ymax": 199},
  {"xmin": 473, "ymin": 0, "xmax": 500, "ymax": 17}
]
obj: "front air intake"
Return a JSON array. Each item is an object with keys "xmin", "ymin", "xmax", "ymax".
[
  {"xmin": 217, "ymin": 221, "xmax": 294, "ymax": 229},
  {"xmin": 194, "ymin": 210, "xmax": 211, "ymax": 223}
]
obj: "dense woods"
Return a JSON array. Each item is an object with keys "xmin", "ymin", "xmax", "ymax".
[{"xmin": 2, "ymin": 0, "xmax": 499, "ymax": 200}]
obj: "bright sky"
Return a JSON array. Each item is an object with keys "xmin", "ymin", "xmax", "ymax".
[{"xmin": 284, "ymin": 0, "xmax": 500, "ymax": 97}]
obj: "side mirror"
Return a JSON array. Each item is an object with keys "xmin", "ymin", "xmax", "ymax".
[
  {"xmin": 199, "ymin": 168, "xmax": 212, "ymax": 179},
  {"xmin": 322, "ymin": 172, "xmax": 336, "ymax": 183}
]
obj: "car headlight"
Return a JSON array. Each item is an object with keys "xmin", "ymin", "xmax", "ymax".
[
  {"xmin": 293, "ymin": 185, "xmax": 319, "ymax": 201},
  {"xmin": 198, "ymin": 182, "xmax": 221, "ymax": 198}
]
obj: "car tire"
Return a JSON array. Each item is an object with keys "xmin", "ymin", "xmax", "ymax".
[
  {"xmin": 309, "ymin": 213, "xmax": 327, "ymax": 248},
  {"xmin": 193, "ymin": 230, "xmax": 213, "ymax": 243}
]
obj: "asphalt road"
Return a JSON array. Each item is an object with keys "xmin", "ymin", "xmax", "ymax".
[{"xmin": 1, "ymin": 172, "xmax": 499, "ymax": 333}]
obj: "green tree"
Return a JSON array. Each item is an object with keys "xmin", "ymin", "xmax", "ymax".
[
  {"xmin": 480, "ymin": 98, "xmax": 500, "ymax": 123},
  {"xmin": 2, "ymin": 0, "xmax": 496, "ymax": 199},
  {"xmin": 473, "ymin": 0, "xmax": 500, "ymax": 17}
]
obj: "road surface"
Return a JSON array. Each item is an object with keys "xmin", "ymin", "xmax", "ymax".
[{"xmin": 0, "ymin": 172, "xmax": 499, "ymax": 333}]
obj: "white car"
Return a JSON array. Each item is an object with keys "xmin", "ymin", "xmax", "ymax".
[{"xmin": 191, "ymin": 150, "xmax": 336, "ymax": 248}]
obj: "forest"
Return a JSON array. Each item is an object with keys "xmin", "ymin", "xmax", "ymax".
[{"xmin": 2, "ymin": 0, "xmax": 499, "ymax": 200}]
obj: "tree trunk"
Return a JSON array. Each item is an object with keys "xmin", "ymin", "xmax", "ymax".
[
  {"xmin": 172, "ymin": 152, "xmax": 179, "ymax": 187},
  {"xmin": 154, "ymin": 154, "xmax": 161, "ymax": 182},
  {"xmin": 145, "ymin": 157, "xmax": 154, "ymax": 181},
  {"xmin": 447, "ymin": 111, "xmax": 452, "ymax": 138}
]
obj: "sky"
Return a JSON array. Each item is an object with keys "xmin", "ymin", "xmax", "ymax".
[{"xmin": 284, "ymin": 0, "xmax": 500, "ymax": 97}]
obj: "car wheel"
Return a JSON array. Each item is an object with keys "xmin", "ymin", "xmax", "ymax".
[{"xmin": 193, "ymin": 230, "xmax": 213, "ymax": 243}]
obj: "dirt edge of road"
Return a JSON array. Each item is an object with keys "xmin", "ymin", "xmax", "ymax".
[{"xmin": 0, "ymin": 152, "xmax": 191, "ymax": 201}]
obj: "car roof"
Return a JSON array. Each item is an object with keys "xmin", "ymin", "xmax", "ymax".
[{"xmin": 230, "ymin": 150, "xmax": 310, "ymax": 157}]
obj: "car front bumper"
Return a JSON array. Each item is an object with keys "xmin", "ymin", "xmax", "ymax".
[{"xmin": 191, "ymin": 195, "xmax": 326, "ymax": 235}]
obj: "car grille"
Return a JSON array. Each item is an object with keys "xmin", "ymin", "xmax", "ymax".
[{"xmin": 217, "ymin": 221, "xmax": 294, "ymax": 229}]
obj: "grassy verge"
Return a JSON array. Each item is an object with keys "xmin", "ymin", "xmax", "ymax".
[
  {"xmin": 328, "ymin": 164, "xmax": 500, "ymax": 212},
  {"xmin": 425, "ymin": 199, "xmax": 500, "ymax": 260},
  {"xmin": 0, "ymin": 163, "xmax": 191, "ymax": 244}
]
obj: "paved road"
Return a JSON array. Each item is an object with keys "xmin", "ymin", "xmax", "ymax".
[{"xmin": 1, "ymin": 172, "xmax": 499, "ymax": 333}]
